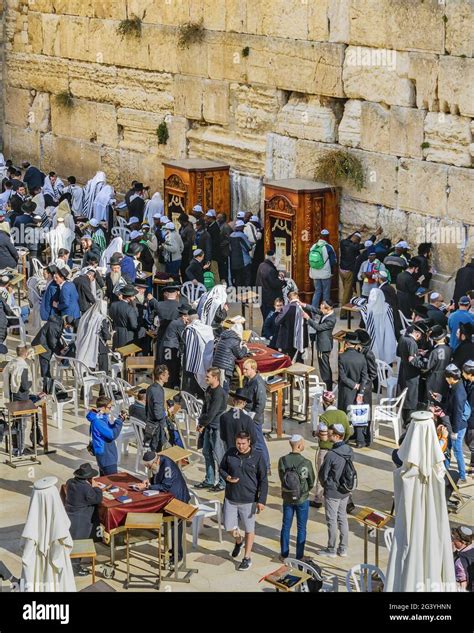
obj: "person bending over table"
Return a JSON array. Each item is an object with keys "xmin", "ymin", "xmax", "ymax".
[{"xmin": 86, "ymin": 396, "xmax": 125, "ymax": 476}]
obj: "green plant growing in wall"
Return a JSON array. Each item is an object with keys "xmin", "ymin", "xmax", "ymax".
[
  {"xmin": 315, "ymin": 150, "xmax": 365, "ymax": 191},
  {"xmin": 117, "ymin": 14, "xmax": 143, "ymax": 39},
  {"xmin": 55, "ymin": 91, "xmax": 74, "ymax": 110},
  {"xmin": 242, "ymin": 46, "xmax": 250, "ymax": 57},
  {"xmin": 421, "ymin": 142, "xmax": 430, "ymax": 149},
  {"xmin": 157, "ymin": 121, "xmax": 169, "ymax": 145},
  {"xmin": 177, "ymin": 18, "xmax": 205, "ymax": 49}
]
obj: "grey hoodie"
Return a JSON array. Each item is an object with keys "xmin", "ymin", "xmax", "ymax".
[{"xmin": 318, "ymin": 441, "xmax": 354, "ymax": 499}]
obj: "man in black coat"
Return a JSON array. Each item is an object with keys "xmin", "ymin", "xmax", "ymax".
[
  {"xmin": 161, "ymin": 307, "xmax": 190, "ymax": 388},
  {"xmin": 220, "ymin": 390, "xmax": 257, "ymax": 450},
  {"xmin": 274, "ymin": 291, "xmax": 309, "ymax": 361},
  {"xmin": 109, "ymin": 285, "xmax": 139, "ymax": 350},
  {"xmin": 453, "ymin": 258, "xmax": 474, "ymax": 306},
  {"xmin": 339, "ymin": 228, "xmax": 380, "ymax": 317},
  {"xmin": 65, "ymin": 462, "xmax": 103, "ymax": 541},
  {"xmin": 396, "ymin": 323, "xmax": 426, "ymax": 424},
  {"xmin": 304, "ymin": 299, "xmax": 337, "ymax": 390},
  {"xmin": 185, "ymin": 249, "xmax": 206, "ymax": 284},
  {"xmin": 0, "ymin": 228, "xmax": 19, "ymax": 269},
  {"xmin": 337, "ymin": 331, "xmax": 368, "ymax": 414},
  {"xmin": 396, "ymin": 258, "xmax": 422, "ymax": 318},
  {"xmin": 212, "ymin": 327, "xmax": 249, "ymax": 392},
  {"xmin": 9, "ymin": 184, "xmax": 27, "ymax": 218},
  {"xmin": 127, "ymin": 183, "xmax": 146, "ymax": 222},
  {"xmin": 21, "ymin": 162, "xmax": 45, "ymax": 194},
  {"xmin": 178, "ymin": 213, "xmax": 195, "ymax": 281},
  {"xmin": 255, "ymin": 251, "xmax": 285, "ymax": 322},
  {"xmin": 205, "ymin": 210, "xmax": 222, "ymax": 281},
  {"xmin": 31, "ymin": 313, "xmax": 65, "ymax": 393},
  {"xmin": 375, "ymin": 270, "xmax": 402, "ymax": 337},
  {"xmin": 156, "ymin": 285, "xmax": 181, "ymax": 363},
  {"xmin": 80, "ymin": 236, "xmax": 102, "ymax": 269},
  {"xmin": 73, "ymin": 268, "xmax": 97, "ymax": 314},
  {"xmin": 144, "ymin": 365, "xmax": 169, "ymax": 452},
  {"xmin": 129, "ymin": 388, "xmax": 147, "ymax": 422}
]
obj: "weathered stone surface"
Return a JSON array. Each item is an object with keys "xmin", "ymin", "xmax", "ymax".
[
  {"xmin": 30, "ymin": 92, "xmax": 51, "ymax": 132},
  {"xmin": 265, "ymin": 133, "xmax": 297, "ymax": 180},
  {"xmin": 231, "ymin": 171, "xmax": 263, "ymax": 215},
  {"xmin": 276, "ymin": 95, "xmax": 338, "ymax": 143},
  {"xmin": 202, "ymin": 80, "xmax": 229, "ymax": 125},
  {"xmin": 116, "ymin": 108, "xmax": 162, "ymax": 152},
  {"xmin": 408, "ymin": 53, "xmax": 439, "ymax": 111},
  {"xmin": 445, "ymin": 0, "xmax": 474, "ymax": 57},
  {"xmin": 338, "ymin": 100, "xmax": 362, "ymax": 147},
  {"xmin": 343, "ymin": 47, "xmax": 415, "ymax": 107},
  {"xmin": 389, "ymin": 106, "xmax": 425, "ymax": 159},
  {"xmin": 4, "ymin": 86, "xmax": 30, "ymax": 127},
  {"xmin": 52, "ymin": 0, "xmax": 94, "ymax": 17},
  {"xmin": 40, "ymin": 133, "xmax": 101, "ymax": 181},
  {"xmin": 360, "ymin": 101, "xmax": 390, "ymax": 153},
  {"xmin": 51, "ymin": 98, "xmax": 117, "ymax": 146},
  {"xmin": 398, "ymin": 159, "xmax": 448, "ymax": 217},
  {"xmin": 6, "ymin": 53, "xmax": 69, "ymax": 93},
  {"xmin": 3, "ymin": 124, "xmax": 41, "ymax": 164},
  {"xmin": 166, "ymin": 116, "xmax": 189, "ymax": 159},
  {"xmin": 438, "ymin": 56, "xmax": 474, "ymax": 117},
  {"xmin": 423, "ymin": 113, "xmax": 472, "ymax": 167},
  {"xmin": 173, "ymin": 75, "xmax": 203, "ymax": 120},
  {"xmin": 231, "ymin": 84, "xmax": 284, "ymax": 133},
  {"xmin": 376, "ymin": 206, "xmax": 409, "ymax": 242},
  {"xmin": 339, "ymin": 196, "xmax": 379, "ymax": 233},
  {"xmin": 447, "ymin": 167, "xmax": 474, "ymax": 225},
  {"xmin": 342, "ymin": 148, "xmax": 399, "ymax": 208}
]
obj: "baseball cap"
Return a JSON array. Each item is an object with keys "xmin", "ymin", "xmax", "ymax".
[
  {"xmin": 235, "ymin": 220, "xmax": 245, "ymax": 228},
  {"xmin": 290, "ymin": 434, "xmax": 303, "ymax": 443},
  {"xmin": 459, "ymin": 295, "xmax": 470, "ymax": 305},
  {"xmin": 321, "ymin": 229, "xmax": 330, "ymax": 236},
  {"xmin": 395, "ymin": 241, "xmax": 410, "ymax": 249},
  {"xmin": 206, "ymin": 209, "xmax": 216, "ymax": 218},
  {"xmin": 127, "ymin": 216, "xmax": 139, "ymax": 225}
]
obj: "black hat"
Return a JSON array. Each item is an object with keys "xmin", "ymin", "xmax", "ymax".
[
  {"xmin": 57, "ymin": 267, "xmax": 70, "ymax": 279},
  {"xmin": 229, "ymin": 388, "xmax": 252, "ymax": 404},
  {"xmin": 187, "ymin": 308, "xmax": 198, "ymax": 316},
  {"xmin": 134, "ymin": 182, "xmax": 145, "ymax": 191},
  {"xmin": 128, "ymin": 243, "xmax": 143, "ymax": 256},
  {"xmin": 408, "ymin": 257, "xmax": 422, "ymax": 268},
  {"xmin": 109, "ymin": 253, "xmax": 123, "ymax": 265},
  {"xmin": 412, "ymin": 305, "xmax": 429, "ymax": 318},
  {"xmin": 120, "ymin": 285, "xmax": 138, "ymax": 297},
  {"xmin": 21, "ymin": 200, "xmax": 37, "ymax": 214},
  {"xmin": 73, "ymin": 463, "xmax": 98, "ymax": 479},
  {"xmin": 135, "ymin": 282, "xmax": 148, "ymax": 289},
  {"xmin": 413, "ymin": 321, "xmax": 429, "ymax": 334},
  {"xmin": 266, "ymin": 250, "xmax": 275, "ymax": 257},
  {"xmin": 178, "ymin": 306, "xmax": 190, "ymax": 315},
  {"xmin": 163, "ymin": 285, "xmax": 180, "ymax": 293},
  {"xmin": 344, "ymin": 331, "xmax": 360, "ymax": 344},
  {"xmin": 430, "ymin": 324, "xmax": 447, "ymax": 341},
  {"xmin": 143, "ymin": 450, "xmax": 157, "ymax": 463},
  {"xmin": 355, "ymin": 329, "xmax": 371, "ymax": 346}
]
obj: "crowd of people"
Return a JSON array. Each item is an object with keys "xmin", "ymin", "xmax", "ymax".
[{"xmin": 0, "ymin": 155, "xmax": 472, "ymax": 590}]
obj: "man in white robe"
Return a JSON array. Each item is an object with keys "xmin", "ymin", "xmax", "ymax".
[
  {"xmin": 45, "ymin": 218, "xmax": 75, "ymax": 263},
  {"xmin": 83, "ymin": 171, "xmax": 106, "ymax": 219}
]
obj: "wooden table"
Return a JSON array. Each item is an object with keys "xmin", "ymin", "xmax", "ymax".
[
  {"xmin": 163, "ymin": 498, "xmax": 198, "ymax": 584},
  {"xmin": 153, "ymin": 276, "xmax": 174, "ymax": 300},
  {"xmin": 341, "ymin": 303, "xmax": 361, "ymax": 330},
  {"xmin": 124, "ymin": 512, "xmax": 164, "ymax": 590},
  {"xmin": 70, "ymin": 539, "xmax": 97, "ymax": 585},
  {"xmin": 334, "ymin": 329, "xmax": 350, "ymax": 352},
  {"xmin": 351, "ymin": 506, "xmax": 392, "ymax": 568},
  {"xmin": 285, "ymin": 363, "xmax": 316, "ymax": 422},
  {"xmin": 116, "ymin": 343, "xmax": 142, "ymax": 358},
  {"xmin": 261, "ymin": 564, "xmax": 312, "ymax": 592},
  {"xmin": 126, "ymin": 355, "xmax": 155, "ymax": 385},
  {"xmin": 158, "ymin": 445, "xmax": 192, "ymax": 466},
  {"xmin": 266, "ymin": 380, "xmax": 290, "ymax": 438},
  {"xmin": 5, "ymin": 400, "xmax": 41, "ymax": 467}
]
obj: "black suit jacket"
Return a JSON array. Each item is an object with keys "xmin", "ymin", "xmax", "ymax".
[
  {"xmin": 73, "ymin": 275, "xmax": 96, "ymax": 313},
  {"xmin": 307, "ymin": 310, "xmax": 336, "ymax": 353}
]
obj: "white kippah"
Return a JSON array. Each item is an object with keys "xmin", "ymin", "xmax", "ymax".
[
  {"xmin": 290, "ymin": 434, "xmax": 303, "ymax": 443},
  {"xmin": 430, "ymin": 292, "xmax": 440, "ymax": 301},
  {"xmin": 333, "ymin": 424, "xmax": 345, "ymax": 435}
]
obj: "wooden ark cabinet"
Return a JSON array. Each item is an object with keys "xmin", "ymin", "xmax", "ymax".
[
  {"xmin": 264, "ymin": 179, "xmax": 340, "ymax": 304},
  {"xmin": 163, "ymin": 159, "xmax": 230, "ymax": 224}
]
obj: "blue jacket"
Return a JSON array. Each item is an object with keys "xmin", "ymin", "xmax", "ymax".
[
  {"xmin": 448, "ymin": 310, "xmax": 474, "ymax": 350},
  {"xmin": 444, "ymin": 380, "xmax": 469, "ymax": 434},
  {"xmin": 120, "ymin": 255, "xmax": 137, "ymax": 283},
  {"xmin": 87, "ymin": 410, "xmax": 123, "ymax": 467},
  {"xmin": 149, "ymin": 455, "xmax": 190, "ymax": 503},
  {"xmin": 57, "ymin": 281, "xmax": 81, "ymax": 320},
  {"xmin": 40, "ymin": 281, "xmax": 60, "ymax": 321},
  {"xmin": 229, "ymin": 231, "xmax": 252, "ymax": 269}
]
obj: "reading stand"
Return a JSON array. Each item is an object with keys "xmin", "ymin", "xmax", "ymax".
[
  {"xmin": 163, "ymin": 499, "xmax": 198, "ymax": 583},
  {"xmin": 351, "ymin": 506, "xmax": 392, "ymax": 567}
]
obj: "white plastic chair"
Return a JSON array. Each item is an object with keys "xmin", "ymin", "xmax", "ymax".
[
  {"xmin": 384, "ymin": 527, "xmax": 394, "ymax": 551},
  {"xmin": 50, "ymin": 380, "xmax": 79, "ymax": 429},
  {"xmin": 108, "ymin": 352, "xmax": 123, "ymax": 379},
  {"xmin": 376, "ymin": 359, "xmax": 398, "ymax": 400},
  {"xmin": 111, "ymin": 226, "xmax": 131, "ymax": 242},
  {"xmin": 32, "ymin": 257, "xmax": 45, "ymax": 277},
  {"xmin": 181, "ymin": 281, "xmax": 206, "ymax": 305},
  {"xmin": 189, "ymin": 491, "xmax": 222, "ymax": 549},
  {"xmin": 284, "ymin": 558, "xmax": 339, "ymax": 592},
  {"xmin": 6, "ymin": 306, "xmax": 27, "ymax": 345},
  {"xmin": 115, "ymin": 216, "xmax": 128, "ymax": 229},
  {"xmin": 67, "ymin": 358, "xmax": 107, "ymax": 409},
  {"xmin": 180, "ymin": 391, "xmax": 203, "ymax": 447},
  {"xmin": 373, "ymin": 388, "xmax": 407, "ymax": 444},
  {"xmin": 398, "ymin": 310, "xmax": 412, "ymax": 336},
  {"xmin": 130, "ymin": 416, "xmax": 147, "ymax": 474},
  {"xmin": 116, "ymin": 423, "xmax": 136, "ymax": 465},
  {"xmin": 346, "ymin": 564, "xmax": 385, "ymax": 592}
]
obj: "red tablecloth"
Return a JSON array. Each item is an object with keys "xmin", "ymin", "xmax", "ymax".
[
  {"xmin": 97, "ymin": 472, "xmax": 173, "ymax": 533},
  {"xmin": 236, "ymin": 343, "xmax": 292, "ymax": 374}
]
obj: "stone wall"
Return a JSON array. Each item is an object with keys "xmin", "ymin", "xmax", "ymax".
[{"xmin": 1, "ymin": 0, "xmax": 473, "ymax": 294}]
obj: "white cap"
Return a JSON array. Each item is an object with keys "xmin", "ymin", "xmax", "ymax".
[
  {"xmin": 206, "ymin": 209, "xmax": 216, "ymax": 218},
  {"xmin": 235, "ymin": 220, "xmax": 245, "ymax": 228},
  {"xmin": 250, "ymin": 215, "xmax": 260, "ymax": 222},
  {"xmin": 353, "ymin": 232, "xmax": 361, "ymax": 238},
  {"xmin": 165, "ymin": 222, "xmax": 175, "ymax": 230},
  {"xmin": 160, "ymin": 216, "xmax": 169, "ymax": 224},
  {"xmin": 290, "ymin": 434, "xmax": 303, "ymax": 443},
  {"xmin": 192, "ymin": 204, "xmax": 203, "ymax": 213},
  {"xmin": 321, "ymin": 229, "xmax": 330, "ymax": 236},
  {"xmin": 237, "ymin": 211, "xmax": 245, "ymax": 219},
  {"xmin": 193, "ymin": 248, "xmax": 204, "ymax": 257},
  {"xmin": 128, "ymin": 216, "xmax": 139, "ymax": 225},
  {"xmin": 33, "ymin": 215, "xmax": 42, "ymax": 221},
  {"xmin": 430, "ymin": 292, "xmax": 440, "ymax": 301},
  {"xmin": 89, "ymin": 218, "xmax": 99, "ymax": 227},
  {"xmin": 364, "ymin": 240, "xmax": 373, "ymax": 248},
  {"xmin": 396, "ymin": 240, "xmax": 410, "ymax": 249},
  {"xmin": 153, "ymin": 212, "xmax": 162, "ymax": 220},
  {"xmin": 130, "ymin": 230, "xmax": 142, "ymax": 240},
  {"xmin": 377, "ymin": 270, "xmax": 388, "ymax": 279},
  {"xmin": 333, "ymin": 423, "xmax": 345, "ymax": 435}
]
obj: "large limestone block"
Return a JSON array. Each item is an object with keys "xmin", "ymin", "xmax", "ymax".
[
  {"xmin": 398, "ymin": 159, "xmax": 448, "ymax": 217},
  {"xmin": 4, "ymin": 85, "xmax": 30, "ymax": 127},
  {"xmin": 343, "ymin": 47, "xmax": 415, "ymax": 107},
  {"xmin": 40, "ymin": 134, "xmax": 101, "ymax": 182},
  {"xmin": 231, "ymin": 171, "xmax": 263, "ymax": 215},
  {"xmin": 68, "ymin": 61, "xmax": 118, "ymax": 104},
  {"xmin": 438, "ymin": 56, "xmax": 474, "ymax": 117},
  {"xmin": 117, "ymin": 108, "xmax": 162, "ymax": 152},
  {"xmin": 55, "ymin": 15, "xmax": 92, "ymax": 62},
  {"xmin": 308, "ymin": 0, "xmax": 330, "ymax": 41},
  {"xmin": 30, "ymin": 92, "xmax": 51, "ymax": 133},
  {"xmin": 187, "ymin": 125, "xmax": 266, "ymax": 174},
  {"xmin": 3, "ymin": 125, "xmax": 41, "ymax": 164},
  {"xmin": 424, "ymin": 113, "xmax": 472, "ymax": 167},
  {"xmin": 173, "ymin": 75, "xmax": 203, "ymax": 120},
  {"xmin": 231, "ymin": 84, "xmax": 284, "ymax": 134},
  {"xmin": 389, "ymin": 106, "xmax": 425, "ymax": 159},
  {"xmin": 447, "ymin": 167, "xmax": 474, "ymax": 225},
  {"xmin": 118, "ymin": 148, "xmax": 164, "ymax": 194},
  {"xmin": 338, "ymin": 100, "xmax": 362, "ymax": 147},
  {"xmin": 246, "ymin": 0, "xmax": 314, "ymax": 40},
  {"xmin": 265, "ymin": 133, "xmax": 297, "ymax": 180},
  {"xmin": 202, "ymin": 80, "xmax": 229, "ymax": 125},
  {"xmin": 225, "ymin": 0, "xmax": 247, "ymax": 33},
  {"xmin": 408, "ymin": 53, "xmax": 439, "ymax": 111},
  {"xmin": 276, "ymin": 95, "xmax": 338, "ymax": 143},
  {"xmin": 340, "ymin": 196, "xmax": 379, "ymax": 233},
  {"xmin": 166, "ymin": 116, "xmax": 189, "ymax": 159},
  {"xmin": 51, "ymin": 98, "xmax": 118, "ymax": 146},
  {"xmin": 407, "ymin": 213, "xmax": 465, "ymax": 276},
  {"xmin": 328, "ymin": 0, "xmax": 351, "ymax": 43},
  {"xmin": 376, "ymin": 206, "xmax": 409, "ymax": 242},
  {"xmin": 39, "ymin": 14, "xmax": 61, "ymax": 56},
  {"xmin": 114, "ymin": 68, "xmax": 174, "ymax": 113},
  {"xmin": 6, "ymin": 53, "xmax": 69, "ymax": 93},
  {"xmin": 360, "ymin": 102, "xmax": 390, "ymax": 153},
  {"xmin": 52, "ymin": 0, "xmax": 94, "ymax": 17},
  {"xmin": 190, "ymin": 0, "xmax": 227, "ymax": 30},
  {"xmin": 26, "ymin": 12, "xmax": 43, "ymax": 55},
  {"xmin": 93, "ymin": 0, "xmax": 129, "ymax": 20},
  {"xmin": 175, "ymin": 29, "xmax": 209, "ymax": 77},
  {"xmin": 339, "ymin": 148, "xmax": 399, "ymax": 208},
  {"xmin": 295, "ymin": 139, "xmax": 335, "ymax": 180},
  {"xmin": 445, "ymin": 0, "xmax": 474, "ymax": 57}
]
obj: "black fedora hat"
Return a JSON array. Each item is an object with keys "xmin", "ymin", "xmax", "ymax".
[
  {"xmin": 74, "ymin": 463, "xmax": 98, "ymax": 479},
  {"xmin": 229, "ymin": 388, "xmax": 252, "ymax": 404},
  {"xmin": 21, "ymin": 200, "xmax": 37, "ymax": 214},
  {"xmin": 344, "ymin": 331, "xmax": 360, "ymax": 345},
  {"xmin": 412, "ymin": 304, "xmax": 429, "ymax": 319},
  {"xmin": 120, "ymin": 285, "xmax": 138, "ymax": 297},
  {"xmin": 355, "ymin": 328, "xmax": 371, "ymax": 346},
  {"xmin": 430, "ymin": 324, "xmax": 447, "ymax": 341}
]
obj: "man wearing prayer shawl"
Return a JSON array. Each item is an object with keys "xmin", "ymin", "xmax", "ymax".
[
  {"xmin": 76, "ymin": 300, "xmax": 111, "ymax": 374},
  {"xmin": 44, "ymin": 217, "xmax": 75, "ymax": 263},
  {"xmin": 274, "ymin": 291, "xmax": 309, "ymax": 361},
  {"xmin": 182, "ymin": 312, "xmax": 215, "ymax": 397},
  {"xmin": 92, "ymin": 184, "xmax": 115, "ymax": 224},
  {"xmin": 82, "ymin": 171, "xmax": 106, "ymax": 219},
  {"xmin": 42, "ymin": 172, "xmax": 64, "ymax": 207},
  {"xmin": 197, "ymin": 284, "xmax": 229, "ymax": 330},
  {"xmin": 144, "ymin": 191, "xmax": 164, "ymax": 226},
  {"xmin": 63, "ymin": 176, "xmax": 84, "ymax": 217},
  {"xmin": 360, "ymin": 287, "xmax": 398, "ymax": 365}
]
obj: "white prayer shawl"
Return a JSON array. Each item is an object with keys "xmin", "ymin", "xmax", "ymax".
[
  {"xmin": 27, "ymin": 276, "xmax": 42, "ymax": 331},
  {"xmin": 83, "ymin": 171, "xmax": 106, "ymax": 219},
  {"xmin": 76, "ymin": 300, "xmax": 108, "ymax": 369},
  {"xmin": 63, "ymin": 184, "xmax": 84, "ymax": 216},
  {"xmin": 0, "ymin": 153, "xmax": 7, "ymax": 180},
  {"xmin": 32, "ymin": 192, "xmax": 46, "ymax": 215},
  {"xmin": 385, "ymin": 413, "xmax": 456, "ymax": 592},
  {"xmin": 92, "ymin": 184, "xmax": 115, "ymax": 222},
  {"xmin": 21, "ymin": 478, "xmax": 76, "ymax": 592},
  {"xmin": 293, "ymin": 302, "xmax": 305, "ymax": 354},
  {"xmin": 42, "ymin": 176, "xmax": 64, "ymax": 203},
  {"xmin": 3, "ymin": 357, "xmax": 29, "ymax": 397},
  {"xmin": 198, "ymin": 285, "xmax": 228, "ymax": 326},
  {"xmin": 45, "ymin": 223, "xmax": 75, "ymax": 262},
  {"xmin": 183, "ymin": 320, "xmax": 214, "ymax": 390},
  {"xmin": 361, "ymin": 287, "xmax": 398, "ymax": 365},
  {"xmin": 144, "ymin": 192, "xmax": 164, "ymax": 226},
  {"xmin": 99, "ymin": 236, "xmax": 123, "ymax": 273}
]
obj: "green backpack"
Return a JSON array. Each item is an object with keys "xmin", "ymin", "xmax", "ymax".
[
  {"xmin": 203, "ymin": 271, "xmax": 215, "ymax": 290},
  {"xmin": 309, "ymin": 243, "xmax": 326, "ymax": 270}
]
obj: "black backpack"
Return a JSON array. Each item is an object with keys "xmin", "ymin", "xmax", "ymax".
[
  {"xmin": 281, "ymin": 456, "xmax": 302, "ymax": 502},
  {"xmin": 335, "ymin": 450, "xmax": 358, "ymax": 494},
  {"xmin": 302, "ymin": 559, "xmax": 323, "ymax": 592}
]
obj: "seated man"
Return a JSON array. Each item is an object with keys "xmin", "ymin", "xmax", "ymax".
[{"xmin": 129, "ymin": 388, "xmax": 147, "ymax": 422}]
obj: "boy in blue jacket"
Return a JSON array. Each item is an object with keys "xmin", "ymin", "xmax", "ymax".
[{"xmin": 87, "ymin": 396, "xmax": 125, "ymax": 476}]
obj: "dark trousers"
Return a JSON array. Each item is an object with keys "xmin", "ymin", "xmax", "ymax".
[
  {"xmin": 218, "ymin": 257, "xmax": 229, "ymax": 285},
  {"xmin": 164, "ymin": 347, "xmax": 181, "ymax": 389},
  {"xmin": 232, "ymin": 265, "xmax": 251, "ymax": 289},
  {"xmin": 354, "ymin": 424, "xmax": 371, "ymax": 447},
  {"xmin": 144, "ymin": 421, "xmax": 167, "ymax": 453},
  {"xmin": 317, "ymin": 351, "xmax": 332, "ymax": 390},
  {"xmin": 39, "ymin": 355, "xmax": 53, "ymax": 393},
  {"xmin": 260, "ymin": 304, "xmax": 272, "ymax": 323}
]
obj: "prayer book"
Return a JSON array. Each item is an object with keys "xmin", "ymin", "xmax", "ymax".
[
  {"xmin": 117, "ymin": 495, "xmax": 133, "ymax": 504},
  {"xmin": 364, "ymin": 510, "xmax": 387, "ymax": 526},
  {"xmin": 108, "ymin": 486, "xmax": 120, "ymax": 493},
  {"xmin": 143, "ymin": 489, "xmax": 161, "ymax": 497}
]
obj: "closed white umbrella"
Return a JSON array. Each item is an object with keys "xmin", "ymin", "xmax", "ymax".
[
  {"xmin": 21, "ymin": 477, "xmax": 76, "ymax": 592},
  {"xmin": 385, "ymin": 411, "xmax": 456, "ymax": 592}
]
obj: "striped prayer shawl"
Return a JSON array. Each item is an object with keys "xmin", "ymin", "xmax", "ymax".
[
  {"xmin": 293, "ymin": 303, "xmax": 305, "ymax": 353},
  {"xmin": 183, "ymin": 320, "xmax": 215, "ymax": 389}
]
